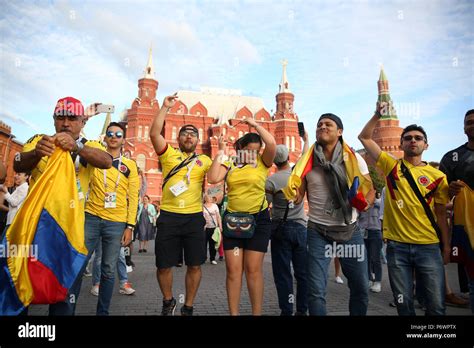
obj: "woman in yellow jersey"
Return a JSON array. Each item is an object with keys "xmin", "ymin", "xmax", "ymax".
[{"xmin": 208, "ymin": 117, "xmax": 276, "ymax": 315}]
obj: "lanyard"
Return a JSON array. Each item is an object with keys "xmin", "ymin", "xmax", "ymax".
[
  {"xmin": 103, "ymin": 155, "xmax": 122, "ymax": 191},
  {"xmin": 74, "ymin": 155, "xmax": 81, "ymax": 174},
  {"xmin": 179, "ymin": 150, "xmax": 198, "ymax": 185}
]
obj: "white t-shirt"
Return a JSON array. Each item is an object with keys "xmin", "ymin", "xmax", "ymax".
[
  {"xmin": 306, "ymin": 152, "xmax": 369, "ymax": 226},
  {"xmin": 5, "ymin": 182, "xmax": 29, "ymax": 225},
  {"xmin": 203, "ymin": 203, "xmax": 220, "ymax": 229}
]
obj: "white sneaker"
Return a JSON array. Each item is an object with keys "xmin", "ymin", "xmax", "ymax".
[
  {"xmin": 90, "ymin": 284, "xmax": 99, "ymax": 296},
  {"xmin": 211, "ymin": 260, "xmax": 218, "ymax": 265},
  {"xmin": 119, "ymin": 282, "xmax": 136, "ymax": 295},
  {"xmin": 370, "ymin": 281, "xmax": 381, "ymax": 293},
  {"xmin": 368, "ymin": 280, "xmax": 373, "ymax": 288},
  {"xmin": 335, "ymin": 276, "xmax": 344, "ymax": 284}
]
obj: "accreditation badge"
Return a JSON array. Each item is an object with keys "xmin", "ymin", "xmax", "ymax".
[
  {"xmin": 169, "ymin": 180, "xmax": 188, "ymax": 197},
  {"xmin": 77, "ymin": 178, "xmax": 84, "ymax": 200},
  {"xmin": 104, "ymin": 192, "xmax": 117, "ymax": 208}
]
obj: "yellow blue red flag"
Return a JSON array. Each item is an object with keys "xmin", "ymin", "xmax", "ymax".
[
  {"xmin": 282, "ymin": 141, "xmax": 372, "ymax": 211},
  {"xmin": 0, "ymin": 148, "xmax": 87, "ymax": 315}
]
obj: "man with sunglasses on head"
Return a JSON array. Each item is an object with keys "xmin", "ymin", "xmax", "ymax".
[
  {"xmin": 359, "ymin": 102, "xmax": 450, "ymax": 316},
  {"xmin": 81, "ymin": 122, "xmax": 139, "ymax": 315},
  {"xmin": 13, "ymin": 96, "xmax": 112, "ymax": 315},
  {"xmin": 150, "ymin": 94, "xmax": 213, "ymax": 316}
]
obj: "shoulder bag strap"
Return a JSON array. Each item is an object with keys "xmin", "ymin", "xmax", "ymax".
[
  {"xmin": 400, "ymin": 161, "xmax": 443, "ymax": 246},
  {"xmin": 162, "ymin": 153, "xmax": 198, "ymax": 189}
]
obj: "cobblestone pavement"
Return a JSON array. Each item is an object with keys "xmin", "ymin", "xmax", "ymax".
[{"xmin": 28, "ymin": 240, "xmax": 471, "ymax": 316}]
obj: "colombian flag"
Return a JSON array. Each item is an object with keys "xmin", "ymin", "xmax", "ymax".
[
  {"xmin": 283, "ymin": 141, "xmax": 372, "ymax": 211},
  {"xmin": 451, "ymin": 185, "xmax": 474, "ymax": 278},
  {"xmin": 0, "ymin": 148, "xmax": 88, "ymax": 315}
]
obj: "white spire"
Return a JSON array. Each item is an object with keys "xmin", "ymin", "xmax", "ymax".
[
  {"xmin": 279, "ymin": 59, "xmax": 291, "ymax": 93},
  {"xmin": 144, "ymin": 44, "xmax": 155, "ymax": 79}
]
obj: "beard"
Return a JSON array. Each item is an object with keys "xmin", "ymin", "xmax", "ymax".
[{"xmin": 179, "ymin": 141, "xmax": 197, "ymax": 153}]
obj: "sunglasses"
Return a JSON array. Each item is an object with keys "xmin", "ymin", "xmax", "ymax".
[
  {"xmin": 402, "ymin": 135, "xmax": 425, "ymax": 142},
  {"xmin": 179, "ymin": 130, "xmax": 198, "ymax": 137},
  {"xmin": 106, "ymin": 130, "xmax": 124, "ymax": 138}
]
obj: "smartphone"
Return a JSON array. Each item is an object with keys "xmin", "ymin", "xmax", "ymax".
[
  {"xmin": 96, "ymin": 104, "xmax": 115, "ymax": 114},
  {"xmin": 297, "ymin": 122, "xmax": 305, "ymax": 137}
]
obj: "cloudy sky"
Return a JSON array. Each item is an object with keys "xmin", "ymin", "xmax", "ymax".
[{"xmin": 1, "ymin": 0, "xmax": 473, "ymax": 161}]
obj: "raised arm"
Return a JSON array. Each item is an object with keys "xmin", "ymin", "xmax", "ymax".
[
  {"xmin": 358, "ymin": 103, "xmax": 385, "ymax": 162},
  {"xmin": 150, "ymin": 94, "xmax": 178, "ymax": 155},
  {"xmin": 302, "ymin": 130, "xmax": 309, "ymax": 155},
  {"xmin": 208, "ymin": 135, "xmax": 229, "ymax": 184},
  {"xmin": 243, "ymin": 118, "xmax": 276, "ymax": 167}
]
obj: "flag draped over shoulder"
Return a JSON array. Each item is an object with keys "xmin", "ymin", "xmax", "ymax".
[
  {"xmin": 0, "ymin": 148, "xmax": 88, "ymax": 315},
  {"xmin": 282, "ymin": 141, "xmax": 372, "ymax": 211},
  {"xmin": 451, "ymin": 185, "xmax": 474, "ymax": 278}
]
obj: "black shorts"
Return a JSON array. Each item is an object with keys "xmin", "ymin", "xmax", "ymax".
[
  {"xmin": 223, "ymin": 208, "xmax": 271, "ymax": 253},
  {"xmin": 155, "ymin": 210, "xmax": 206, "ymax": 269}
]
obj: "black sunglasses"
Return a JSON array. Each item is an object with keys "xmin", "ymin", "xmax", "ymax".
[
  {"xmin": 106, "ymin": 130, "xmax": 124, "ymax": 138},
  {"xmin": 402, "ymin": 135, "xmax": 425, "ymax": 142}
]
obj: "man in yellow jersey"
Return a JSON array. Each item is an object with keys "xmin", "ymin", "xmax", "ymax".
[
  {"xmin": 150, "ymin": 94, "xmax": 212, "ymax": 316},
  {"xmin": 13, "ymin": 96, "xmax": 112, "ymax": 315},
  {"xmin": 359, "ymin": 102, "xmax": 450, "ymax": 315},
  {"xmin": 80, "ymin": 122, "xmax": 139, "ymax": 315}
]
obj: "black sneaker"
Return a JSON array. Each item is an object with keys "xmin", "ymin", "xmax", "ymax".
[
  {"xmin": 161, "ymin": 297, "xmax": 177, "ymax": 316},
  {"xmin": 180, "ymin": 305, "xmax": 193, "ymax": 316}
]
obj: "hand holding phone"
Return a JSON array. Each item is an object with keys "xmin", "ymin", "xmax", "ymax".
[
  {"xmin": 96, "ymin": 104, "xmax": 115, "ymax": 114},
  {"xmin": 297, "ymin": 122, "xmax": 305, "ymax": 137}
]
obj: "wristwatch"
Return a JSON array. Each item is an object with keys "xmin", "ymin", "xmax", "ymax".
[
  {"xmin": 74, "ymin": 139, "xmax": 85, "ymax": 154},
  {"xmin": 126, "ymin": 224, "xmax": 135, "ymax": 231}
]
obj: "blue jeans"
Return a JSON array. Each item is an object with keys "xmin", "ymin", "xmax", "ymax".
[
  {"xmin": 271, "ymin": 221, "xmax": 308, "ymax": 315},
  {"xmin": 364, "ymin": 229, "xmax": 383, "ymax": 282},
  {"xmin": 84, "ymin": 213, "xmax": 125, "ymax": 315},
  {"xmin": 307, "ymin": 225, "xmax": 368, "ymax": 316},
  {"xmin": 92, "ymin": 244, "xmax": 128, "ymax": 287},
  {"xmin": 386, "ymin": 240, "xmax": 445, "ymax": 316}
]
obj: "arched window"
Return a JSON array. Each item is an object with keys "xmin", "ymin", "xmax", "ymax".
[
  {"xmin": 291, "ymin": 136, "xmax": 295, "ymax": 151},
  {"xmin": 199, "ymin": 128, "xmax": 203, "ymax": 143},
  {"xmin": 286, "ymin": 136, "xmax": 290, "ymax": 149},
  {"xmin": 138, "ymin": 126, "xmax": 143, "ymax": 140},
  {"xmin": 172, "ymin": 126, "xmax": 177, "ymax": 140},
  {"xmin": 144, "ymin": 126, "xmax": 149, "ymax": 140},
  {"xmin": 136, "ymin": 154, "xmax": 146, "ymax": 171}
]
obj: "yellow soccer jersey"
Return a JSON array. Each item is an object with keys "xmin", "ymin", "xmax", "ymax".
[
  {"xmin": 224, "ymin": 155, "xmax": 270, "ymax": 214},
  {"xmin": 158, "ymin": 144, "xmax": 212, "ymax": 214},
  {"xmin": 23, "ymin": 134, "xmax": 109, "ymax": 199},
  {"xmin": 376, "ymin": 151, "xmax": 449, "ymax": 244},
  {"xmin": 85, "ymin": 155, "xmax": 139, "ymax": 225}
]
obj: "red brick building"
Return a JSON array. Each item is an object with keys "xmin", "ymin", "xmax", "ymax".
[
  {"xmin": 122, "ymin": 51, "xmax": 302, "ymax": 201},
  {"xmin": 0, "ymin": 122, "xmax": 23, "ymax": 186}
]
